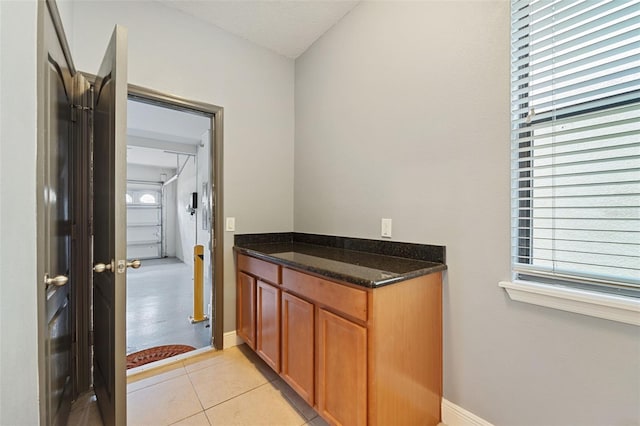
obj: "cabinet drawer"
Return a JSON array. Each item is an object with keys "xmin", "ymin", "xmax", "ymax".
[
  {"xmin": 282, "ymin": 268, "xmax": 367, "ymax": 322},
  {"xmin": 238, "ymin": 254, "xmax": 281, "ymax": 284}
]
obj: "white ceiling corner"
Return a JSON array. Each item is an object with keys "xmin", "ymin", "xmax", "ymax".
[
  {"xmin": 127, "ymin": 1, "xmax": 361, "ymax": 168},
  {"xmin": 157, "ymin": 0, "xmax": 360, "ymax": 58}
]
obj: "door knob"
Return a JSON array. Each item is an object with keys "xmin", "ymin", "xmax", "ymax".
[
  {"xmin": 44, "ymin": 274, "xmax": 68, "ymax": 287},
  {"xmin": 127, "ymin": 259, "xmax": 142, "ymax": 269},
  {"xmin": 93, "ymin": 260, "xmax": 114, "ymax": 273}
]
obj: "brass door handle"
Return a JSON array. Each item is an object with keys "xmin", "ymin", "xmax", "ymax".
[
  {"xmin": 94, "ymin": 259, "xmax": 140, "ymax": 273},
  {"xmin": 45, "ymin": 274, "xmax": 68, "ymax": 287},
  {"xmin": 93, "ymin": 261, "xmax": 114, "ymax": 273},
  {"xmin": 127, "ymin": 259, "xmax": 142, "ymax": 269}
]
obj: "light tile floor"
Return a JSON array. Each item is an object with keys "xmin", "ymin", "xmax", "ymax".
[{"xmin": 68, "ymin": 345, "xmax": 330, "ymax": 426}]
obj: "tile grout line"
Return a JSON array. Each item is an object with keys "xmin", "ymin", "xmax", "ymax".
[
  {"xmin": 196, "ymin": 380, "xmax": 273, "ymax": 413},
  {"xmin": 126, "ymin": 348, "xmax": 229, "ymax": 395},
  {"xmin": 141, "ymin": 359, "xmax": 210, "ymax": 426},
  {"xmin": 183, "ymin": 349, "xmax": 275, "ymax": 413},
  {"xmin": 181, "ymin": 356, "xmax": 272, "ymax": 422},
  {"xmin": 272, "ymin": 380, "xmax": 321, "ymax": 424},
  {"xmin": 127, "ymin": 366, "xmax": 189, "ymax": 395},
  {"xmin": 126, "ymin": 373, "xmax": 205, "ymax": 426},
  {"xmin": 129, "ymin": 346, "xmax": 314, "ymax": 426},
  {"xmin": 167, "ymin": 410, "xmax": 209, "ymax": 426},
  {"xmin": 183, "ymin": 358, "xmax": 209, "ymax": 415}
]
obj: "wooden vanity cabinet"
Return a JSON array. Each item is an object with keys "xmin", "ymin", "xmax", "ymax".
[
  {"xmin": 236, "ymin": 253, "xmax": 443, "ymax": 426},
  {"xmin": 281, "ymin": 267, "xmax": 368, "ymax": 425}
]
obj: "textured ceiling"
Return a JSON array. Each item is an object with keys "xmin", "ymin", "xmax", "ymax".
[{"xmin": 158, "ymin": 0, "xmax": 360, "ymax": 58}]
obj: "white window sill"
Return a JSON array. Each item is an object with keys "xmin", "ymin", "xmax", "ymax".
[{"xmin": 499, "ymin": 280, "xmax": 640, "ymax": 326}]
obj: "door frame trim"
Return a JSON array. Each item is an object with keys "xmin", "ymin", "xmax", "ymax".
[
  {"xmin": 128, "ymin": 84, "xmax": 225, "ymax": 350},
  {"xmin": 45, "ymin": 0, "xmax": 76, "ymax": 75}
]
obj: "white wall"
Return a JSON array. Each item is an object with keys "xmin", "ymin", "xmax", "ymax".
[
  {"xmin": 174, "ymin": 141, "xmax": 210, "ymax": 267},
  {"xmin": 175, "ymin": 155, "xmax": 197, "ymax": 264},
  {"xmin": 294, "ymin": 2, "xmax": 640, "ymax": 425},
  {"xmin": 56, "ymin": 0, "xmax": 74, "ymax": 53},
  {"xmin": 196, "ymin": 130, "xmax": 211, "ymax": 248},
  {"xmin": 172, "ymin": 132, "xmax": 212, "ymax": 316},
  {"xmin": 196, "ymin": 130, "xmax": 212, "ymax": 287},
  {"xmin": 0, "ymin": 1, "xmax": 40, "ymax": 424},
  {"xmin": 70, "ymin": 1, "xmax": 295, "ymax": 333},
  {"xmin": 8, "ymin": 2, "xmax": 634, "ymax": 425}
]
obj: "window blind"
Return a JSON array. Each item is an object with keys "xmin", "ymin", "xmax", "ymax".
[{"xmin": 511, "ymin": 0, "xmax": 640, "ymax": 294}]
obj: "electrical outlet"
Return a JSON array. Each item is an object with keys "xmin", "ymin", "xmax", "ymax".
[
  {"xmin": 381, "ymin": 218, "xmax": 392, "ymax": 238},
  {"xmin": 225, "ymin": 217, "xmax": 236, "ymax": 232}
]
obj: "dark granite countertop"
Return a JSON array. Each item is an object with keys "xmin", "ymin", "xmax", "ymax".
[{"xmin": 234, "ymin": 233, "xmax": 446, "ymax": 288}]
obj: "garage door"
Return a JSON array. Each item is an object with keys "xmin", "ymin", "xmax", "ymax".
[{"xmin": 126, "ymin": 181, "xmax": 163, "ymax": 259}]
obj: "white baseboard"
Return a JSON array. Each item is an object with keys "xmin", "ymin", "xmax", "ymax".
[
  {"xmin": 221, "ymin": 339, "xmax": 490, "ymax": 425},
  {"xmin": 223, "ymin": 331, "xmax": 243, "ymax": 349},
  {"xmin": 441, "ymin": 399, "xmax": 493, "ymax": 426}
]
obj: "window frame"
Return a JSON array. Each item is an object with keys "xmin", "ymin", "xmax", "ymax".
[{"xmin": 504, "ymin": 0, "xmax": 640, "ymax": 325}]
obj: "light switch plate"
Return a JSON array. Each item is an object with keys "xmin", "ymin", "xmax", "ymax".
[
  {"xmin": 226, "ymin": 217, "xmax": 236, "ymax": 232},
  {"xmin": 381, "ymin": 218, "xmax": 392, "ymax": 238}
]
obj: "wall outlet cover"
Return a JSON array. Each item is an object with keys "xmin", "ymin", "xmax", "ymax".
[{"xmin": 381, "ymin": 218, "xmax": 392, "ymax": 238}]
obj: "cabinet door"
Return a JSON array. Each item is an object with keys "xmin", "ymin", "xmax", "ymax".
[
  {"xmin": 256, "ymin": 280, "xmax": 280, "ymax": 372},
  {"xmin": 281, "ymin": 292, "xmax": 314, "ymax": 405},
  {"xmin": 317, "ymin": 309, "xmax": 367, "ymax": 426},
  {"xmin": 237, "ymin": 271, "xmax": 256, "ymax": 349}
]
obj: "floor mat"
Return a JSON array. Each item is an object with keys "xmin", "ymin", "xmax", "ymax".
[{"xmin": 126, "ymin": 344, "xmax": 196, "ymax": 369}]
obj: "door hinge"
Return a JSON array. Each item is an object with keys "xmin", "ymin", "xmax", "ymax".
[
  {"xmin": 89, "ymin": 330, "xmax": 94, "ymax": 346},
  {"xmin": 70, "ymin": 104, "xmax": 91, "ymax": 122}
]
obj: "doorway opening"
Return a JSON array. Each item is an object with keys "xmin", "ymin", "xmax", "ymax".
[{"xmin": 124, "ymin": 87, "xmax": 224, "ymax": 366}]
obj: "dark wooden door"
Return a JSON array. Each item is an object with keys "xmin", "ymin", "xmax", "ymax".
[
  {"xmin": 39, "ymin": 3, "xmax": 75, "ymax": 425},
  {"xmin": 92, "ymin": 25, "xmax": 128, "ymax": 426}
]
